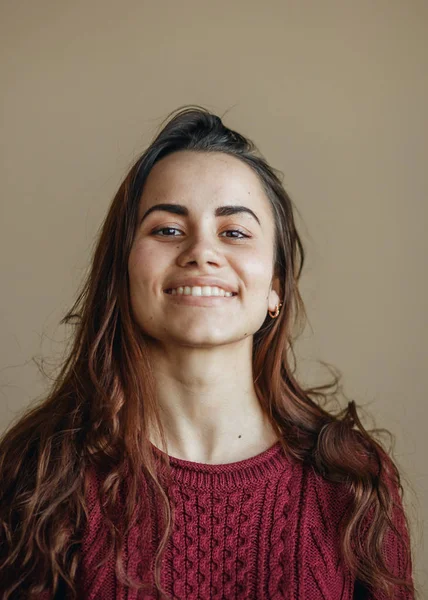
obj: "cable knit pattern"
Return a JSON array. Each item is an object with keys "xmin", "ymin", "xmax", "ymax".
[{"xmin": 70, "ymin": 441, "xmax": 413, "ymax": 599}]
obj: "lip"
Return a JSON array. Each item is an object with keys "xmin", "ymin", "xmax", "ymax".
[{"xmin": 163, "ymin": 277, "xmax": 238, "ymax": 294}]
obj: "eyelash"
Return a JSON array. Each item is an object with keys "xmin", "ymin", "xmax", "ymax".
[{"xmin": 151, "ymin": 227, "xmax": 250, "ymax": 239}]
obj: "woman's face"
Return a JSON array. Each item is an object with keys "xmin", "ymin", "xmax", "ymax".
[{"xmin": 128, "ymin": 150, "xmax": 280, "ymax": 348}]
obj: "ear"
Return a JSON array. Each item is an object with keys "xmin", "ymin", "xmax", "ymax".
[{"xmin": 268, "ymin": 275, "xmax": 281, "ymax": 314}]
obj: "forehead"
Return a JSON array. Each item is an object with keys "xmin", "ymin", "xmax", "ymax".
[{"xmin": 139, "ymin": 151, "xmax": 270, "ymax": 214}]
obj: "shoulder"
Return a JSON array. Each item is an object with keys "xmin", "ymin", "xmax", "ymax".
[
  {"xmin": 280, "ymin": 456, "xmax": 355, "ymax": 536},
  {"xmin": 303, "ymin": 461, "xmax": 354, "ymax": 513}
]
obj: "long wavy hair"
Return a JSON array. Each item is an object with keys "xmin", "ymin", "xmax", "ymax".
[{"xmin": 0, "ymin": 105, "xmax": 414, "ymax": 599}]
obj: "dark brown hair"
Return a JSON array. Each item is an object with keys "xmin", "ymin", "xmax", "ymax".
[{"xmin": 0, "ymin": 105, "xmax": 414, "ymax": 598}]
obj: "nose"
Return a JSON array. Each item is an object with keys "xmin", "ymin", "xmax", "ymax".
[{"xmin": 176, "ymin": 234, "xmax": 224, "ymax": 268}]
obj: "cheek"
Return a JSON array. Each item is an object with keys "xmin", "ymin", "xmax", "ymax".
[
  {"xmin": 242, "ymin": 252, "xmax": 274, "ymax": 287},
  {"xmin": 128, "ymin": 243, "xmax": 158, "ymax": 285},
  {"xmin": 128, "ymin": 251, "xmax": 143, "ymax": 286},
  {"xmin": 128, "ymin": 256, "xmax": 152, "ymax": 307}
]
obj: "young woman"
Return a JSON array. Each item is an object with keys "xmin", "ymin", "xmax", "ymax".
[{"xmin": 0, "ymin": 106, "xmax": 415, "ymax": 599}]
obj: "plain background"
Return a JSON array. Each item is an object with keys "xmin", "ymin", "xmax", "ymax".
[{"xmin": 1, "ymin": 0, "xmax": 427, "ymax": 595}]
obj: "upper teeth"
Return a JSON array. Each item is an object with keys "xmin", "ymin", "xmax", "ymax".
[{"xmin": 167, "ymin": 286, "xmax": 234, "ymax": 297}]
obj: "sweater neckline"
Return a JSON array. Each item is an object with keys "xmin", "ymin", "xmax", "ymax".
[{"xmin": 150, "ymin": 440, "xmax": 290, "ymax": 489}]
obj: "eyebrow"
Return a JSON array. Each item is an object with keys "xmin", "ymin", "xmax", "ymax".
[{"xmin": 140, "ymin": 203, "xmax": 261, "ymax": 227}]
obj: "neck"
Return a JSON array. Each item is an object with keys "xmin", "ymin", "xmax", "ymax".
[{"xmin": 146, "ymin": 342, "xmax": 279, "ymax": 463}]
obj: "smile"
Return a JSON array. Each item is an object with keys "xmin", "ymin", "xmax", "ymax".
[{"xmin": 164, "ymin": 285, "xmax": 237, "ymax": 298}]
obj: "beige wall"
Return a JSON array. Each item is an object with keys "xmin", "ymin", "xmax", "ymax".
[{"xmin": 1, "ymin": 0, "xmax": 427, "ymax": 593}]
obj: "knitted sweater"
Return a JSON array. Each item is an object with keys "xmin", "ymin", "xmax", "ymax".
[{"xmin": 74, "ymin": 440, "xmax": 413, "ymax": 599}]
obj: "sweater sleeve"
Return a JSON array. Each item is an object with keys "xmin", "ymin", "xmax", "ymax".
[{"xmin": 359, "ymin": 453, "xmax": 415, "ymax": 600}]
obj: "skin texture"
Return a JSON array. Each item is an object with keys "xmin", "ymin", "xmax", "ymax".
[{"xmin": 128, "ymin": 150, "xmax": 281, "ymax": 463}]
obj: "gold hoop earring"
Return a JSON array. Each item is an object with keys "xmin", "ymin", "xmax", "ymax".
[{"xmin": 268, "ymin": 302, "xmax": 283, "ymax": 319}]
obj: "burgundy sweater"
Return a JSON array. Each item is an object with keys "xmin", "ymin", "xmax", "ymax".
[{"xmin": 72, "ymin": 441, "xmax": 413, "ymax": 599}]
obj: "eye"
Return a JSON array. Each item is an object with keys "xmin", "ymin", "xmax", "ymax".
[
  {"xmin": 151, "ymin": 227, "xmax": 250, "ymax": 239},
  {"xmin": 152, "ymin": 227, "xmax": 182, "ymax": 237},
  {"xmin": 220, "ymin": 229, "xmax": 249, "ymax": 239}
]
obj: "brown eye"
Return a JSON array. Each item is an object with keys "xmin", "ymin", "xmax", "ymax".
[
  {"xmin": 220, "ymin": 229, "xmax": 249, "ymax": 239},
  {"xmin": 152, "ymin": 227, "xmax": 183, "ymax": 236}
]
